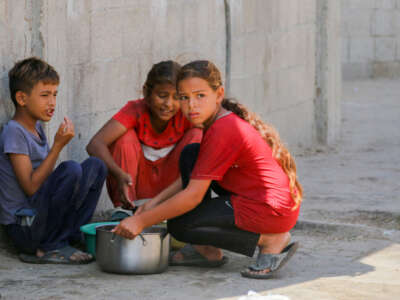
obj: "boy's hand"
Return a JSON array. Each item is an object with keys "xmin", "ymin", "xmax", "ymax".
[
  {"xmin": 54, "ymin": 117, "xmax": 75, "ymax": 148},
  {"xmin": 117, "ymin": 172, "xmax": 134, "ymax": 209}
]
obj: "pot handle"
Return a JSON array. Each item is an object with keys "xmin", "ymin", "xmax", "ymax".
[
  {"xmin": 138, "ymin": 233, "xmax": 147, "ymax": 246},
  {"xmin": 110, "ymin": 233, "xmax": 147, "ymax": 246}
]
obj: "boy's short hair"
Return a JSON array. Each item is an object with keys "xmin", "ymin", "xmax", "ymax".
[{"xmin": 8, "ymin": 57, "xmax": 60, "ymax": 107}]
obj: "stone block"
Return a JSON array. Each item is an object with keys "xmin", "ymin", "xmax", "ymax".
[
  {"xmin": 375, "ymin": 37, "xmax": 396, "ymax": 61},
  {"xmin": 349, "ymin": 38, "xmax": 374, "ymax": 63}
]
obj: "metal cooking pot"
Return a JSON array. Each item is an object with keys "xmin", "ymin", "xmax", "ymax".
[{"xmin": 96, "ymin": 225, "xmax": 170, "ymax": 274}]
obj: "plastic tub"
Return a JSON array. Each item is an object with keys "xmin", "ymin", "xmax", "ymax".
[{"xmin": 80, "ymin": 222, "xmax": 119, "ymax": 257}]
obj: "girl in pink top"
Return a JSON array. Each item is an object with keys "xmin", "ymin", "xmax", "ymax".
[{"xmin": 113, "ymin": 60, "xmax": 303, "ymax": 279}]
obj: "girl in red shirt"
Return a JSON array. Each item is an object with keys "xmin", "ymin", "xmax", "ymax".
[
  {"xmin": 87, "ymin": 61, "xmax": 202, "ymax": 210},
  {"xmin": 113, "ymin": 60, "xmax": 303, "ymax": 279}
]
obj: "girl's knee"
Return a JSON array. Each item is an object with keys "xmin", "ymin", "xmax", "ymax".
[{"xmin": 167, "ymin": 218, "xmax": 189, "ymax": 241}]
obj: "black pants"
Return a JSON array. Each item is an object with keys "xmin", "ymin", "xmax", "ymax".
[{"xmin": 167, "ymin": 144, "xmax": 259, "ymax": 257}]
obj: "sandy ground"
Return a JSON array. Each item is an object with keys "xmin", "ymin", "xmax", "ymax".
[{"xmin": 0, "ymin": 79, "xmax": 399, "ymax": 300}]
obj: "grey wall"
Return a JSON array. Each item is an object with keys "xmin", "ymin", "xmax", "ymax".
[
  {"xmin": 342, "ymin": 0, "xmax": 400, "ymax": 79},
  {"xmin": 0, "ymin": 0, "xmax": 341, "ymax": 212}
]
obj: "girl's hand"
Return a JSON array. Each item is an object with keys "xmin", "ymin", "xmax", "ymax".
[
  {"xmin": 116, "ymin": 172, "xmax": 134, "ymax": 209},
  {"xmin": 54, "ymin": 117, "xmax": 75, "ymax": 148},
  {"xmin": 134, "ymin": 198, "xmax": 158, "ymax": 216},
  {"xmin": 112, "ymin": 215, "xmax": 144, "ymax": 240}
]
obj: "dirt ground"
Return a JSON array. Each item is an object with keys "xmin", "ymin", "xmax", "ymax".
[{"xmin": 0, "ymin": 79, "xmax": 399, "ymax": 300}]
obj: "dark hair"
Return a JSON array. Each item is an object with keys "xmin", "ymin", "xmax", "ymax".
[
  {"xmin": 143, "ymin": 60, "xmax": 181, "ymax": 98},
  {"xmin": 177, "ymin": 60, "xmax": 303, "ymax": 209},
  {"xmin": 8, "ymin": 57, "xmax": 59, "ymax": 107}
]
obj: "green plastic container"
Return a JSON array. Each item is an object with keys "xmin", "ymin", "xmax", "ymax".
[{"xmin": 80, "ymin": 222, "xmax": 119, "ymax": 257}]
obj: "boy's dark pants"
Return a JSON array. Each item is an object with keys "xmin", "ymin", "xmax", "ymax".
[
  {"xmin": 5, "ymin": 157, "xmax": 107, "ymax": 254},
  {"xmin": 167, "ymin": 143, "xmax": 260, "ymax": 257}
]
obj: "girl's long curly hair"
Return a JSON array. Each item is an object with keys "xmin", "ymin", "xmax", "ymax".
[{"xmin": 178, "ymin": 60, "xmax": 303, "ymax": 209}]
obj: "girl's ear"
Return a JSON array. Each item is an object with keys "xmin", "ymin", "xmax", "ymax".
[
  {"xmin": 15, "ymin": 91, "xmax": 27, "ymax": 107},
  {"xmin": 216, "ymin": 86, "xmax": 225, "ymax": 105}
]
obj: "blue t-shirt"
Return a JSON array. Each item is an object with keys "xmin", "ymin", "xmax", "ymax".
[{"xmin": 0, "ymin": 120, "xmax": 49, "ymax": 224}]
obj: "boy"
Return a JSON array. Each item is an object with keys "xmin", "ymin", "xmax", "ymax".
[{"xmin": 0, "ymin": 57, "xmax": 107, "ymax": 264}]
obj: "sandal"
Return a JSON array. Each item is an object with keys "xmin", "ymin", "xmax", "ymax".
[
  {"xmin": 19, "ymin": 245, "xmax": 94, "ymax": 265},
  {"xmin": 240, "ymin": 242, "xmax": 299, "ymax": 279},
  {"xmin": 169, "ymin": 244, "xmax": 229, "ymax": 268}
]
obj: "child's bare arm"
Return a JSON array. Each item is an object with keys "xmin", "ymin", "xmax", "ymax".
[
  {"xmin": 9, "ymin": 117, "xmax": 74, "ymax": 196},
  {"xmin": 86, "ymin": 119, "xmax": 132, "ymax": 206},
  {"xmin": 86, "ymin": 119, "xmax": 127, "ymax": 179},
  {"xmin": 135, "ymin": 178, "xmax": 183, "ymax": 215}
]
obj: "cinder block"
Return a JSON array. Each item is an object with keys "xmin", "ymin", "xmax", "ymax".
[
  {"xmin": 396, "ymin": 37, "xmax": 400, "ymax": 60},
  {"xmin": 344, "ymin": 0, "xmax": 376, "ymax": 9},
  {"xmin": 375, "ymin": 37, "xmax": 396, "ymax": 61},
  {"xmin": 267, "ymin": 100, "xmax": 315, "ymax": 153},
  {"xmin": 342, "ymin": 8, "xmax": 373, "ymax": 37},
  {"xmin": 349, "ymin": 38, "xmax": 374, "ymax": 62},
  {"xmin": 371, "ymin": 10, "xmax": 395, "ymax": 36},
  {"xmin": 342, "ymin": 37, "xmax": 351, "ymax": 63},
  {"xmin": 342, "ymin": 62, "xmax": 373, "ymax": 80},
  {"xmin": 374, "ymin": 0, "xmax": 396, "ymax": 9}
]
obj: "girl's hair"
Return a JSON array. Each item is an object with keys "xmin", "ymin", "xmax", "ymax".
[
  {"xmin": 178, "ymin": 60, "xmax": 303, "ymax": 209},
  {"xmin": 143, "ymin": 60, "xmax": 181, "ymax": 98},
  {"xmin": 8, "ymin": 57, "xmax": 59, "ymax": 107}
]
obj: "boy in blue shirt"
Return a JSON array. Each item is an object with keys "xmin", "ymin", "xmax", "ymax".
[{"xmin": 0, "ymin": 57, "xmax": 107, "ymax": 264}]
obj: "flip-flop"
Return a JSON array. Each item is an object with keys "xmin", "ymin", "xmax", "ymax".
[
  {"xmin": 19, "ymin": 245, "xmax": 94, "ymax": 265},
  {"xmin": 240, "ymin": 242, "xmax": 299, "ymax": 279},
  {"xmin": 169, "ymin": 244, "xmax": 229, "ymax": 268}
]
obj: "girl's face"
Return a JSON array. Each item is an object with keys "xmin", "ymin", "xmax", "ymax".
[
  {"xmin": 146, "ymin": 83, "xmax": 180, "ymax": 124},
  {"xmin": 178, "ymin": 77, "xmax": 224, "ymax": 129}
]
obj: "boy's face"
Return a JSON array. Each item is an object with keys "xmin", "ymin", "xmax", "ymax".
[{"xmin": 16, "ymin": 81, "xmax": 58, "ymax": 122}]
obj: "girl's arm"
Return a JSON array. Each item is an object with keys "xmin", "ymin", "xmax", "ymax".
[
  {"xmin": 86, "ymin": 119, "xmax": 127, "ymax": 178},
  {"xmin": 113, "ymin": 179, "xmax": 212, "ymax": 239},
  {"xmin": 9, "ymin": 117, "xmax": 74, "ymax": 196},
  {"xmin": 135, "ymin": 177, "xmax": 183, "ymax": 215},
  {"xmin": 86, "ymin": 119, "xmax": 133, "ymax": 207}
]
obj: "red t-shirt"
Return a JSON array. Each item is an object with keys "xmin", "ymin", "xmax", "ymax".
[
  {"xmin": 112, "ymin": 99, "xmax": 192, "ymax": 149},
  {"xmin": 191, "ymin": 113, "xmax": 299, "ymax": 233}
]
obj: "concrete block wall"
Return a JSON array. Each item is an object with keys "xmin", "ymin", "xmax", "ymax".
[
  {"xmin": 228, "ymin": 0, "xmax": 318, "ymax": 151},
  {"xmin": 0, "ymin": 0, "xmax": 341, "ymax": 212},
  {"xmin": 342, "ymin": 0, "xmax": 400, "ymax": 79}
]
